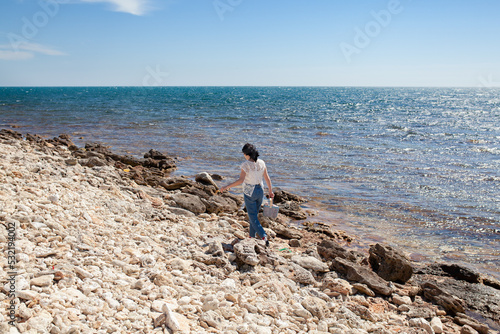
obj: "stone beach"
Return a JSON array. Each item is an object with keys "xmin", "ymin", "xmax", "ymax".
[{"xmin": 0, "ymin": 129, "xmax": 499, "ymax": 334}]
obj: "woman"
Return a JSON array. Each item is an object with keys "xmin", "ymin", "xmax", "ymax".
[{"xmin": 220, "ymin": 143, "xmax": 274, "ymax": 245}]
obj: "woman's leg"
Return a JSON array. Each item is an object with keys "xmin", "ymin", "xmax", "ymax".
[
  {"xmin": 244, "ymin": 194, "xmax": 257, "ymax": 237},
  {"xmin": 246, "ymin": 186, "xmax": 266, "ymax": 239},
  {"xmin": 248, "ymin": 216, "xmax": 256, "ymax": 237}
]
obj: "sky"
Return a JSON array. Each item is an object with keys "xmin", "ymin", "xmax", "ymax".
[{"xmin": 0, "ymin": 0, "xmax": 499, "ymax": 87}]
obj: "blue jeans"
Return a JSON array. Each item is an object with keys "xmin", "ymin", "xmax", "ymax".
[{"xmin": 244, "ymin": 185, "xmax": 266, "ymax": 239}]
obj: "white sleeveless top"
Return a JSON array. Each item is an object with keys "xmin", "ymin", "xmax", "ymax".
[{"xmin": 240, "ymin": 159, "xmax": 266, "ymax": 196}]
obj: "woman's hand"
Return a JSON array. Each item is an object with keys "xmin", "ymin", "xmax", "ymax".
[{"xmin": 269, "ymin": 191, "xmax": 274, "ymax": 199}]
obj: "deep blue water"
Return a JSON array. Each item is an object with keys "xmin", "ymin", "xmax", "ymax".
[{"xmin": 1, "ymin": 86, "xmax": 499, "ymax": 277}]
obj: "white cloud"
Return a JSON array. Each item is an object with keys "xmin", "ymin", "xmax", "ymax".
[
  {"xmin": 0, "ymin": 41, "xmax": 66, "ymax": 60},
  {"xmin": 79, "ymin": 0, "xmax": 152, "ymax": 15}
]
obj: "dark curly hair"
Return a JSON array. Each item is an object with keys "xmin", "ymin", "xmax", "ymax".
[{"xmin": 242, "ymin": 143, "xmax": 259, "ymax": 162}]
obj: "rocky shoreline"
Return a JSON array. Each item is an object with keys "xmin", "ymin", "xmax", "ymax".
[{"xmin": 0, "ymin": 129, "xmax": 499, "ymax": 334}]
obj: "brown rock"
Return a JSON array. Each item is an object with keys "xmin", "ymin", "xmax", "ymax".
[
  {"xmin": 80, "ymin": 157, "xmax": 108, "ymax": 167},
  {"xmin": 144, "ymin": 149, "xmax": 168, "ymax": 160},
  {"xmin": 482, "ymin": 275, "xmax": 500, "ymax": 290},
  {"xmin": 346, "ymin": 302, "xmax": 377, "ymax": 322},
  {"xmin": 352, "ymin": 283, "xmax": 376, "ymax": 297},
  {"xmin": 318, "ymin": 239, "xmax": 365, "ymax": 263},
  {"xmin": 322, "ymin": 276, "xmax": 352, "ymax": 297},
  {"xmin": 439, "ymin": 264, "xmax": 481, "ymax": 284},
  {"xmin": 47, "ymin": 133, "xmax": 76, "ymax": 148},
  {"xmin": 422, "ymin": 282, "xmax": 465, "ymax": 315},
  {"xmin": 54, "ymin": 271, "xmax": 65, "ymax": 281},
  {"xmin": 454, "ymin": 313, "xmax": 489, "ymax": 334},
  {"xmin": 277, "ymin": 201, "xmax": 307, "ymax": 220},
  {"xmin": 183, "ymin": 186, "xmax": 213, "ymax": 200},
  {"xmin": 203, "ymin": 195, "xmax": 238, "ymax": 214},
  {"xmin": 26, "ymin": 133, "xmax": 45, "ymax": 143},
  {"xmin": 195, "ymin": 172, "xmax": 219, "ymax": 188},
  {"xmin": 171, "ymin": 193, "xmax": 206, "ymax": 214},
  {"xmin": 369, "ymin": 243, "xmax": 413, "ymax": 283},
  {"xmin": 460, "ymin": 325, "xmax": 480, "ymax": 334},
  {"xmin": 271, "ymin": 222, "xmax": 302, "ymax": 240},
  {"xmin": 160, "ymin": 177, "xmax": 194, "ymax": 190},
  {"xmin": 332, "ymin": 257, "xmax": 393, "ymax": 296},
  {"xmin": 65, "ymin": 158, "xmax": 78, "ymax": 166},
  {"xmin": 273, "ymin": 189, "xmax": 306, "ymax": 204},
  {"xmin": 0, "ymin": 128, "xmax": 23, "ymax": 140},
  {"xmin": 84, "ymin": 142, "xmax": 112, "ymax": 155}
]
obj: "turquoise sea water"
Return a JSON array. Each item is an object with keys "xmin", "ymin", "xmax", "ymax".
[{"xmin": 1, "ymin": 87, "xmax": 499, "ymax": 278}]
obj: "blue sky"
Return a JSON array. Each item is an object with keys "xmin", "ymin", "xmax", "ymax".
[{"xmin": 0, "ymin": 0, "xmax": 499, "ymax": 86}]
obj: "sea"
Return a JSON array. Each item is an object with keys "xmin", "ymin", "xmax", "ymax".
[{"xmin": 1, "ymin": 86, "xmax": 499, "ymax": 279}]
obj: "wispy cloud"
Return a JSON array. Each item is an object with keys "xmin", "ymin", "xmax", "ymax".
[
  {"xmin": 79, "ymin": 0, "xmax": 152, "ymax": 15},
  {"xmin": 0, "ymin": 41, "xmax": 66, "ymax": 60}
]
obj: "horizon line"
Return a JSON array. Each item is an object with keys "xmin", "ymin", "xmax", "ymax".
[{"xmin": 1, "ymin": 85, "xmax": 498, "ymax": 89}]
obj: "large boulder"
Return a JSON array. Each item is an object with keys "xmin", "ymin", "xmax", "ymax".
[
  {"xmin": 291, "ymin": 263, "xmax": 317, "ymax": 285},
  {"xmin": 183, "ymin": 186, "xmax": 214, "ymax": 200},
  {"xmin": 233, "ymin": 239, "xmax": 260, "ymax": 266},
  {"xmin": 271, "ymin": 222, "xmax": 303, "ymax": 239},
  {"xmin": 195, "ymin": 172, "xmax": 219, "ymax": 189},
  {"xmin": 369, "ymin": 243, "xmax": 413, "ymax": 283},
  {"xmin": 171, "ymin": 193, "xmax": 206, "ymax": 214},
  {"xmin": 318, "ymin": 239, "xmax": 365, "ymax": 264},
  {"xmin": 277, "ymin": 201, "xmax": 307, "ymax": 220},
  {"xmin": 331, "ymin": 257, "xmax": 393, "ymax": 296},
  {"xmin": 273, "ymin": 189, "xmax": 306, "ymax": 204},
  {"xmin": 203, "ymin": 196, "xmax": 238, "ymax": 214}
]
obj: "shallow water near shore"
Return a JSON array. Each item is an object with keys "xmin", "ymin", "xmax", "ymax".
[{"xmin": 1, "ymin": 86, "xmax": 499, "ymax": 279}]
